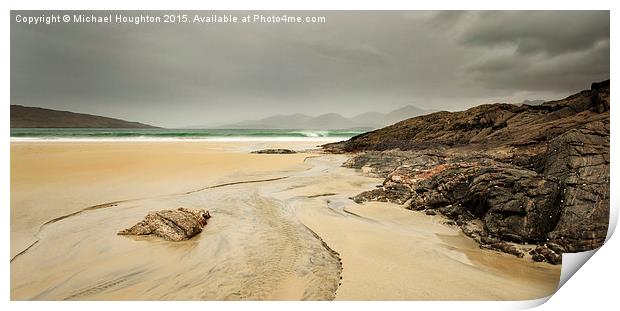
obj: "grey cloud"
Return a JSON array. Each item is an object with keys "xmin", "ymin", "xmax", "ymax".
[
  {"xmin": 440, "ymin": 11, "xmax": 610, "ymax": 93},
  {"xmin": 10, "ymin": 11, "xmax": 609, "ymax": 128},
  {"xmin": 459, "ymin": 11, "xmax": 609, "ymax": 56},
  {"xmin": 467, "ymin": 39, "xmax": 610, "ymax": 92}
]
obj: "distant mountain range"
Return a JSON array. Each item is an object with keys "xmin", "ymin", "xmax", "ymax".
[
  {"xmin": 10, "ymin": 104, "xmax": 431, "ymax": 130},
  {"xmin": 220, "ymin": 105, "xmax": 433, "ymax": 130},
  {"xmin": 516, "ymin": 99, "xmax": 545, "ymax": 106},
  {"xmin": 10, "ymin": 105, "xmax": 158, "ymax": 128}
]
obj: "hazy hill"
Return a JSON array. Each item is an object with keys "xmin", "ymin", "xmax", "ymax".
[
  {"xmin": 221, "ymin": 105, "xmax": 432, "ymax": 129},
  {"xmin": 10, "ymin": 105, "xmax": 159, "ymax": 128},
  {"xmin": 517, "ymin": 99, "xmax": 545, "ymax": 106},
  {"xmin": 351, "ymin": 105, "xmax": 430, "ymax": 128}
]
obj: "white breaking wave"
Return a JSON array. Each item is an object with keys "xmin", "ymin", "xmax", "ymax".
[
  {"xmin": 10, "ymin": 136, "xmax": 348, "ymax": 143},
  {"xmin": 291, "ymin": 130, "xmax": 330, "ymax": 137}
]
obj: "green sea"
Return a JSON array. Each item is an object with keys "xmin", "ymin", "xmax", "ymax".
[{"xmin": 10, "ymin": 128, "xmax": 365, "ymax": 141}]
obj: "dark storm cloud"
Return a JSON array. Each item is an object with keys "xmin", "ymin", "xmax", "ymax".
[
  {"xmin": 459, "ymin": 11, "xmax": 609, "ymax": 56},
  {"xmin": 424, "ymin": 11, "xmax": 610, "ymax": 94},
  {"xmin": 438, "ymin": 11, "xmax": 610, "ymax": 92},
  {"xmin": 10, "ymin": 11, "xmax": 609, "ymax": 128},
  {"xmin": 467, "ymin": 39, "xmax": 610, "ymax": 92}
]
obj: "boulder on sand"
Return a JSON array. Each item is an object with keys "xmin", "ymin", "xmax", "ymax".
[{"xmin": 118, "ymin": 208, "xmax": 211, "ymax": 241}]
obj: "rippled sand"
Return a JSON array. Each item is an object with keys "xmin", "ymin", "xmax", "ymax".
[{"xmin": 10, "ymin": 141, "xmax": 560, "ymax": 300}]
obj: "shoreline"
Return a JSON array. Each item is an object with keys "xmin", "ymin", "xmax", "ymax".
[
  {"xmin": 290, "ymin": 162, "xmax": 560, "ymax": 300},
  {"xmin": 11, "ymin": 140, "xmax": 560, "ymax": 300}
]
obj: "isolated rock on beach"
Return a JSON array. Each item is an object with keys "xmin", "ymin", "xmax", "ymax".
[
  {"xmin": 251, "ymin": 148, "xmax": 297, "ymax": 154},
  {"xmin": 118, "ymin": 208, "xmax": 211, "ymax": 241}
]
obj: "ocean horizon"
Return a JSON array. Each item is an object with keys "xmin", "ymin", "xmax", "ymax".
[{"xmin": 10, "ymin": 128, "xmax": 365, "ymax": 142}]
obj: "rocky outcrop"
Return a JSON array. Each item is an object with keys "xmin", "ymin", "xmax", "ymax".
[
  {"xmin": 251, "ymin": 149, "xmax": 297, "ymax": 154},
  {"xmin": 325, "ymin": 80, "xmax": 610, "ymax": 264},
  {"xmin": 118, "ymin": 208, "xmax": 211, "ymax": 241},
  {"xmin": 325, "ymin": 80, "xmax": 609, "ymax": 156}
]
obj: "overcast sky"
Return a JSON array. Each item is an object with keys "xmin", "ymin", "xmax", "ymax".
[{"xmin": 11, "ymin": 11, "xmax": 610, "ymax": 128}]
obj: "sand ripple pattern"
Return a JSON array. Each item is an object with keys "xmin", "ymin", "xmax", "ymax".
[{"xmin": 10, "ymin": 164, "xmax": 344, "ymax": 300}]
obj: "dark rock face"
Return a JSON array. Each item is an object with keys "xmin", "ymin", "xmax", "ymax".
[
  {"xmin": 409, "ymin": 162, "xmax": 561, "ymax": 242},
  {"xmin": 251, "ymin": 149, "xmax": 297, "ymax": 154},
  {"xmin": 325, "ymin": 80, "xmax": 610, "ymax": 263},
  {"xmin": 118, "ymin": 208, "xmax": 211, "ymax": 241},
  {"xmin": 543, "ymin": 120, "xmax": 610, "ymax": 252}
]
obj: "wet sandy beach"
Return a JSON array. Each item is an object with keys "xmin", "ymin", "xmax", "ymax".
[{"xmin": 10, "ymin": 141, "xmax": 561, "ymax": 300}]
